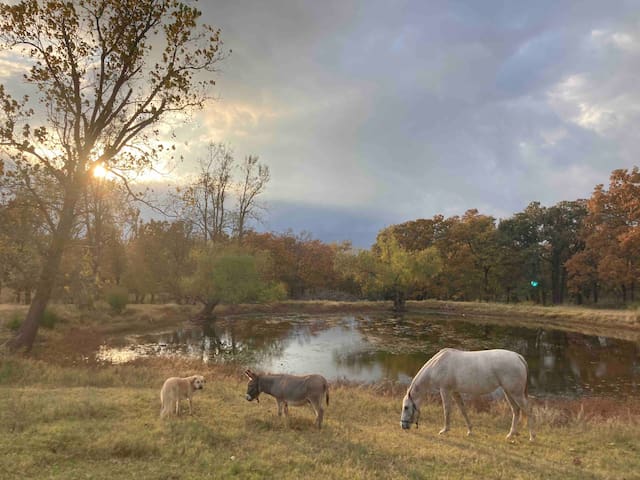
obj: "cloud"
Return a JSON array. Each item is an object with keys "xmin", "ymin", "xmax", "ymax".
[{"xmin": 2, "ymin": 1, "xmax": 640, "ymax": 247}]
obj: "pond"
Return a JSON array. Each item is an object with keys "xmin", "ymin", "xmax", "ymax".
[{"xmin": 96, "ymin": 313, "xmax": 640, "ymax": 398}]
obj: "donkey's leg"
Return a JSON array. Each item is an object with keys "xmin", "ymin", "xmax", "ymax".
[
  {"xmin": 310, "ymin": 399, "xmax": 324, "ymax": 429},
  {"xmin": 503, "ymin": 391, "xmax": 521, "ymax": 440},
  {"xmin": 439, "ymin": 389, "xmax": 452, "ymax": 434},
  {"xmin": 452, "ymin": 392, "xmax": 473, "ymax": 436}
]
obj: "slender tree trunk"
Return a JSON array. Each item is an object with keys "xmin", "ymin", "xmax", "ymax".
[
  {"xmin": 483, "ymin": 266, "xmax": 490, "ymax": 302},
  {"xmin": 393, "ymin": 290, "xmax": 406, "ymax": 312},
  {"xmin": 5, "ymin": 183, "xmax": 81, "ymax": 351},
  {"xmin": 195, "ymin": 299, "xmax": 219, "ymax": 322},
  {"xmin": 551, "ymin": 253, "xmax": 561, "ymax": 304}
]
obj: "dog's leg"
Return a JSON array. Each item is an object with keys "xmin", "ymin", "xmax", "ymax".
[
  {"xmin": 189, "ymin": 396, "xmax": 193, "ymax": 415},
  {"xmin": 175, "ymin": 400, "xmax": 180, "ymax": 416}
]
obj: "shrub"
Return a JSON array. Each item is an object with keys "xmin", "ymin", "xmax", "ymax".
[
  {"xmin": 41, "ymin": 309, "xmax": 61, "ymax": 329},
  {"xmin": 105, "ymin": 287, "xmax": 129, "ymax": 314},
  {"xmin": 7, "ymin": 313, "xmax": 22, "ymax": 331}
]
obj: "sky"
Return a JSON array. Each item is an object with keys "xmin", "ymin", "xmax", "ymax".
[
  {"xmin": 4, "ymin": 1, "xmax": 640, "ymax": 247},
  {"xmin": 178, "ymin": 0, "xmax": 640, "ymax": 247}
]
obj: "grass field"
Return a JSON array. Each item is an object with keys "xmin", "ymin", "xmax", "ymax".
[
  {"xmin": 1, "ymin": 302, "xmax": 640, "ymax": 479},
  {"xmin": 1, "ymin": 356, "xmax": 640, "ymax": 480}
]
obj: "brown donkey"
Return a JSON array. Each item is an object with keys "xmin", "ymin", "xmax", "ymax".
[{"xmin": 244, "ymin": 369, "xmax": 329, "ymax": 429}]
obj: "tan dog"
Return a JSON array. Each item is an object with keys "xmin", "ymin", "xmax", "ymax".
[{"xmin": 160, "ymin": 375, "xmax": 205, "ymax": 417}]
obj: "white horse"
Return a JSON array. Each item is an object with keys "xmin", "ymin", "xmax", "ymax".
[{"xmin": 400, "ymin": 348, "xmax": 535, "ymax": 441}]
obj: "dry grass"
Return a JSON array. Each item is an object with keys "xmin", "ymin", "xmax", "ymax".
[
  {"xmin": 0, "ymin": 356, "xmax": 639, "ymax": 480},
  {"xmin": 1, "ymin": 300, "xmax": 640, "ymax": 480}
]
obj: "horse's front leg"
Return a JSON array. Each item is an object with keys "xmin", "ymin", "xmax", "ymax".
[
  {"xmin": 452, "ymin": 392, "xmax": 472, "ymax": 436},
  {"xmin": 276, "ymin": 399, "xmax": 284, "ymax": 416},
  {"xmin": 439, "ymin": 389, "xmax": 452, "ymax": 435}
]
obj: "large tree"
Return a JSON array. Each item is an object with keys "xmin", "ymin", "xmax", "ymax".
[
  {"xmin": 567, "ymin": 168, "xmax": 640, "ymax": 304},
  {"xmin": 0, "ymin": 0, "xmax": 225, "ymax": 350},
  {"xmin": 181, "ymin": 244, "xmax": 285, "ymax": 321},
  {"xmin": 338, "ymin": 228, "xmax": 442, "ymax": 311}
]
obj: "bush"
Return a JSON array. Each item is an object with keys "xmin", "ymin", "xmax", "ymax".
[
  {"xmin": 105, "ymin": 287, "xmax": 129, "ymax": 314},
  {"xmin": 41, "ymin": 309, "xmax": 61, "ymax": 329},
  {"xmin": 7, "ymin": 313, "xmax": 22, "ymax": 331}
]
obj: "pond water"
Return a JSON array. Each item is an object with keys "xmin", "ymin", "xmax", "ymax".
[{"xmin": 96, "ymin": 313, "xmax": 640, "ymax": 398}]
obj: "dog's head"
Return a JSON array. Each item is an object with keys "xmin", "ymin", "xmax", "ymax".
[{"xmin": 191, "ymin": 375, "xmax": 205, "ymax": 390}]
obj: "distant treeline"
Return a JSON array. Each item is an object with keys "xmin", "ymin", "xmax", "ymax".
[{"xmin": 1, "ymin": 167, "xmax": 639, "ymax": 308}]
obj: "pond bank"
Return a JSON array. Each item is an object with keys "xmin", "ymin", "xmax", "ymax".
[{"xmin": 213, "ymin": 299, "xmax": 640, "ymax": 334}]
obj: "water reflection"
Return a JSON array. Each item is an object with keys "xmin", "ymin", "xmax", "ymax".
[{"xmin": 96, "ymin": 314, "xmax": 640, "ymax": 398}]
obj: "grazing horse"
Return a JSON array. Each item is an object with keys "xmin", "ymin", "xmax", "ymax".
[
  {"xmin": 400, "ymin": 348, "xmax": 535, "ymax": 441},
  {"xmin": 244, "ymin": 369, "xmax": 330, "ymax": 429}
]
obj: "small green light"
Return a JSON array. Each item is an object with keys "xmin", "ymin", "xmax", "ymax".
[{"xmin": 530, "ymin": 281, "xmax": 539, "ymax": 287}]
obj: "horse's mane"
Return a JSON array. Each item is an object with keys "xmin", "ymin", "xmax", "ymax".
[{"xmin": 408, "ymin": 348, "xmax": 455, "ymax": 394}]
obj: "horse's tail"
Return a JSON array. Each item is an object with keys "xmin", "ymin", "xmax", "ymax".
[
  {"xmin": 325, "ymin": 381, "xmax": 330, "ymax": 406},
  {"xmin": 518, "ymin": 353, "xmax": 529, "ymax": 398}
]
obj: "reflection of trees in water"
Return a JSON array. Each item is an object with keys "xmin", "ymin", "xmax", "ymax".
[
  {"xmin": 332, "ymin": 349, "xmax": 426, "ymax": 382},
  {"xmin": 124, "ymin": 314, "xmax": 640, "ymax": 396},
  {"xmin": 348, "ymin": 314, "xmax": 640, "ymax": 396},
  {"xmin": 149, "ymin": 319, "xmax": 294, "ymax": 364}
]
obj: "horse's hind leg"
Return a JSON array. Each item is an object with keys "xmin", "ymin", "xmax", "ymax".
[
  {"xmin": 452, "ymin": 392, "xmax": 472, "ymax": 436},
  {"xmin": 503, "ymin": 391, "xmax": 521, "ymax": 440},
  {"xmin": 511, "ymin": 393, "xmax": 535, "ymax": 442},
  {"xmin": 439, "ymin": 389, "xmax": 452, "ymax": 435}
]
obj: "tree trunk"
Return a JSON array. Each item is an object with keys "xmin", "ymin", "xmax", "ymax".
[
  {"xmin": 392, "ymin": 290, "xmax": 406, "ymax": 312},
  {"xmin": 194, "ymin": 299, "xmax": 219, "ymax": 323},
  {"xmin": 5, "ymin": 180, "xmax": 81, "ymax": 352},
  {"xmin": 483, "ymin": 266, "xmax": 490, "ymax": 302},
  {"xmin": 551, "ymin": 253, "xmax": 561, "ymax": 304}
]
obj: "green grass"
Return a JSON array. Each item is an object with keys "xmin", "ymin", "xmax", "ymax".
[{"xmin": 0, "ymin": 357, "xmax": 639, "ymax": 480}]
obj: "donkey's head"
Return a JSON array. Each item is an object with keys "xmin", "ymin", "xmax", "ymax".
[{"xmin": 244, "ymin": 369, "xmax": 260, "ymax": 403}]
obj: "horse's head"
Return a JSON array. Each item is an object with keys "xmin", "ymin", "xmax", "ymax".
[
  {"xmin": 400, "ymin": 391, "xmax": 420, "ymax": 430},
  {"xmin": 244, "ymin": 369, "xmax": 260, "ymax": 403}
]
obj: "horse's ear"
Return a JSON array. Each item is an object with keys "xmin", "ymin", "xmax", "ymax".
[{"xmin": 244, "ymin": 369, "xmax": 256, "ymax": 379}]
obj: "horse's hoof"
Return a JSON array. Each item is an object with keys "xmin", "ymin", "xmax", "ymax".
[
  {"xmin": 466, "ymin": 430, "xmax": 472, "ymax": 436},
  {"xmin": 438, "ymin": 428, "xmax": 449, "ymax": 435}
]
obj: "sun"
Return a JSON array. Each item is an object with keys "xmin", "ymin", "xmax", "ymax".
[{"xmin": 92, "ymin": 164, "xmax": 110, "ymax": 179}]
